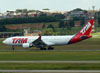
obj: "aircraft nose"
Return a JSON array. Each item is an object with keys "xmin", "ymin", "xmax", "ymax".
[
  {"xmin": 2, "ymin": 38, "xmax": 12, "ymax": 45},
  {"xmin": 2, "ymin": 40, "xmax": 6, "ymax": 44},
  {"xmin": 2, "ymin": 39, "xmax": 10, "ymax": 45}
]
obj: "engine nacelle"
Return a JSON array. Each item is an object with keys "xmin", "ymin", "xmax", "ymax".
[{"xmin": 22, "ymin": 43, "xmax": 30, "ymax": 48}]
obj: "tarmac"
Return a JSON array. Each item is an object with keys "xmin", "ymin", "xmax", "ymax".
[{"xmin": 0, "ymin": 61, "xmax": 100, "ymax": 63}]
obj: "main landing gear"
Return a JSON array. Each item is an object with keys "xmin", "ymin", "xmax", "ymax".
[
  {"xmin": 12, "ymin": 46, "xmax": 15, "ymax": 50},
  {"xmin": 48, "ymin": 46, "xmax": 54, "ymax": 50},
  {"xmin": 40, "ymin": 47, "xmax": 46, "ymax": 50},
  {"xmin": 40, "ymin": 46, "xmax": 54, "ymax": 50}
]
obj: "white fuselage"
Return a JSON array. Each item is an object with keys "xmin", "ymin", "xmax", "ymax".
[{"xmin": 3, "ymin": 35, "xmax": 74, "ymax": 47}]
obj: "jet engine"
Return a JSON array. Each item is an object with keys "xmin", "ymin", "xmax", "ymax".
[{"xmin": 22, "ymin": 43, "xmax": 30, "ymax": 48}]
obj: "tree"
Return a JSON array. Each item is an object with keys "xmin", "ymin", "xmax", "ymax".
[
  {"xmin": 59, "ymin": 21, "xmax": 65, "ymax": 28},
  {"xmin": 73, "ymin": 8, "xmax": 83, "ymax": 11},
  {"xmin": 28, "ymin": 10, "xmax": 35, "ymax": 12},
  {"xmin": 48, "ymin": 24, "xmax": 54, "ymax": 28},
  {"xmin": 42, "ymin": 8, "xmax": 50, "ymax": 11},
  {"xmin": 0, "ymin": 25, "xmax": 7, "ymax": 32},
  {"xmin": 42, "ymin": 28, "xmax": 53, "ymax": 35},
  {"xmin": 69, "ymin": 20, "xmax": 74, "ymax": 27},
  {"xmin": 0, "ymin": 16, "xmax": 58, "ymax": 25},
  {"xmin": 66, "ymin": 20, "xmax": 73, "ymax": 30},
  {"xmin": 81, "ymin": 18, "xmax": 85, "ymax": 26},
  {"xmin": 54, "ymin": 14, "xmax": 65, "ymax": 19},
  {"xmin": 47, "ymin": 24, "xmax": 54, "ymax": 31},
  {"xmin": 42, "ymin": 24, "xmax": 46, "ymax": 28},
  {"xmin": 22, "ymin": 9, "xmax": 28, "ymax": 13},
  {"xmin": 98, "ymin": 17, "xmax": 100, "ymax": 27},
  {"xmin": 16, "ymin": 9, "xmax": 22, "ymax": 13}
]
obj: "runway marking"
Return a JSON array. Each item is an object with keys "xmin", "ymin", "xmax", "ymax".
[
  {"xmin": 0, "ymin": 70, "xmax": 100, "ymax": 73},
  {"xmin": 0, "ymin": 61, "xmax": 100, "ymax": 63}
]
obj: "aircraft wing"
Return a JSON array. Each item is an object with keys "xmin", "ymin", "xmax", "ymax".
[{"xmin": 32, "ymin": 35, "xmax": 47, "ymax": 48}]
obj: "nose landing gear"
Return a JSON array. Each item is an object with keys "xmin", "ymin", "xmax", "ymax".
[{"xmin": 12, "ymin": 46, "xmax": 14, "ymax": 50}]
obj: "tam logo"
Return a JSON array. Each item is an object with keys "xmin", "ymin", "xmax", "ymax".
[
  {"xmin": 80, "ymin": 22, "xmax": 91, "ymax": 34},
  {"xmin": 12, "ymin": 38, "xmax": 28, "ymax": 44}
]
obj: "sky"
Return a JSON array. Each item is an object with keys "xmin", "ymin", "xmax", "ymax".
[{"xmin": 0, "ymin": 0, "xmax": 99, "ymax": 12}]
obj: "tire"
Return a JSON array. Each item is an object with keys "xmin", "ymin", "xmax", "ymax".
[
  {"xmin": 43, "ymin": 48, "xmax": 46, "ymax": 50},
  {"xmin": 40, "ymin": 48, "xmax": 44, "ymax": 50},
  {"xmin": 40, "ymin": 48, "xmax": 46, "ymax": 50},
  {"xmin": 48, "ymin": 47, "xmax": 54, "ymax": 50}
]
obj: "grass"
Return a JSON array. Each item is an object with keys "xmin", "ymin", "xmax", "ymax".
[
  {"xmin": 0, "ymin": 63, "xmax": 100, "ymax": 70},
  {"xmin": 91, "ymin": 32, "xmax": 100, "ymax": 38},
  {"xmin": 0, "ymin": 51, "xmax": 100, "ymax": 61},
  {"xmin": 91, "ymin": 32, "xmax": 100, "ymax": 35}
]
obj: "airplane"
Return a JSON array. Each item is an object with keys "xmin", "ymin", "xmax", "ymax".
[{"xmin": 3, "ymin": 18, "xmax": 94, "ymax": 50}]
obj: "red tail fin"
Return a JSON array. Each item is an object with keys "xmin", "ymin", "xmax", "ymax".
[
  {"xmin": 68, "ymin": 19, "xmax": 94, "ymax": 44},
  {"xmin": 78, "ymin": 19, "xmax": 94, "ymax": 36}
]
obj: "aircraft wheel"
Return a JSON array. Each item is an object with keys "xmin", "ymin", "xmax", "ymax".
[
  {"xmin": 40, "ymin": 48, "xmax": 46, "ymax": 50},
  {"xmin": 48, "ymin": 47, "xmax": 54, "ymax": 50},
  {"xmin": 40, "ymin": 48, "xmax": 43, "ymax": 50},
  {"xmin": 12, "ymin": 46, "xmax": 14, "ymax": 50},
  {"xmin": 43, "ymin": 48, "xmax": 46, "ymax": 50}
]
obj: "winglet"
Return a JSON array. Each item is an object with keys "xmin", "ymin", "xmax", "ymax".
[{"xmin": 38, "ymin": 34, "xmax": 41, "ymax": 40}]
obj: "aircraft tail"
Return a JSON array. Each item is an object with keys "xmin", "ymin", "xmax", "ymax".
[
  {"xmin": 68, "ymin": 18, "xmax": 94, "ymax": 44},
  {"xmin": 77, "ymin": 19, "xmax": 94, "ymax": 36}
]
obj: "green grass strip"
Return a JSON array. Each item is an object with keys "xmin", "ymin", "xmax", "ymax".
[
  {"xmin": 0, "ymin": 63, "xmax": 100, "ymax": 70},
  {"xmin": 0, "ymin": 51, "xmax": 100, "ymax": 61}
]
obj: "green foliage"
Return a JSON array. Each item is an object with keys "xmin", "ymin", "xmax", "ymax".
[
  {"xmin": 58, "ymin": 20, "xmax": 74, "ymax": 30},
  {"xmin": 16, "ymin": 9, "xmax": 22, "ymax": 13},
  {"xmin": 69, "ymin": 20, "xmax": 74, "ymax": 27},
  {"xmin": 42, "ymin": 24, "xmax": 46, "ymax": 28},
  {"xmin": 66, "ymin": 20, "xmax": 74, "ymax": 30},
  {"xmin": 28, "ymin": 10, "xmax": 35, "ymax": 12},
  {"xmin": 42, "ymin": 28, "xmax": 53, "ymax": 35},
  {"xmin": 54, "ymin": 14, "xmax": 65, "ymax": 19},
  {"xmin": 47, "ymin": 24, "xmax": 54, "ymax": 31},
  {"xmin": 98, "ymin": 17, "xmax": 100, "ymax": 27},
  {"xmin": 0, "ymin": 25, "xmax": 7, "ymax": 32},
  {"xmin": 73, "ymin": 8, "xmax": 83, "ymax": 11},
  {"xmin": 42, "ymin": 8, "xmax": 50, "ymax": 10},
  {"xmin": 16, "ymin": 9, "xmax": 28, "ymax": 13},
  {"xmin": 22, "ymin": 9, "xmax": 28, "ymax": 13},
  {"xmin": 0, "ymin": 63, "xmax": 100, "ymax": 70},
  {"xmin": 81, "ymin": 18, "xmax": 85, "ymax": 26},
  {"xmin": 58, "ymin": 21, "xmax": 65, "ymax": 28},
  {"xmin": 0, "ymin": 16, "xmax": 58, "ymax": 25},
  {"xmin": 73, "ymin": 17, "xmax": 81, "ymax": 21},
  {"xmin": 0, "ymin": 50, "xmax": 100, "ymax": 61}
]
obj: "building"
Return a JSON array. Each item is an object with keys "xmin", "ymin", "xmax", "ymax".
[
  {"xmin": 74, "ymin": 21, "xmax": 81, "ymax": 27},
  {"xmin": 0, "ymin": 13, "xmax": 3, "ymax": 18}
]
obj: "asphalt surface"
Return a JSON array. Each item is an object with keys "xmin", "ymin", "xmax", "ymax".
[
  {"xmin": 0, "ymin": 61, "xmax": 100, "ymax": 63},
  {"xmin": 0, "ymin": 70, "xmax": 100, "ymax": 73}
]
